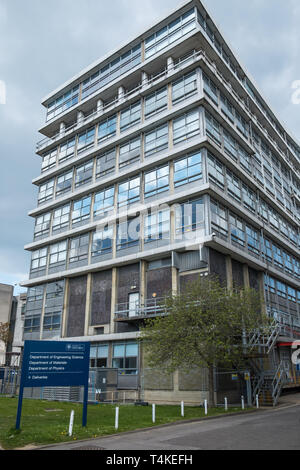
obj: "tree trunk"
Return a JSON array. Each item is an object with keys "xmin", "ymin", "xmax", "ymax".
[{"xmin": 208, "ymin": 365, "xmax": 216, "ymax": 407}]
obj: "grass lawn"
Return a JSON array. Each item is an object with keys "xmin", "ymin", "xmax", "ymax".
[{"xmin": 0, "ymin": 396, "xmax": 249, "ymax": 450}]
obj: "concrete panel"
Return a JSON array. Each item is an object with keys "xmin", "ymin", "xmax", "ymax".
[{"xmin": 66, "ymin": 275, "xmax": 87, "ymax": 337}]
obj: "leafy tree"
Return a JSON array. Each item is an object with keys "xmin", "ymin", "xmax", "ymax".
[
  {"xmin": 0, "ymin": 322, "xmax": 10, "ymax": 347},
  {"xmin": 140, "ymin": 275, "xmax": 269, "ymax": 406}
]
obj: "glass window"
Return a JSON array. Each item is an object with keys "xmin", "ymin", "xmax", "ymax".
[
  {"xmin": 118, "ymin": 177, "xmax": 140, "ymax": 208},
  {"xmin": 72, "ymin": 196, "xmax": 91, "ymax": 226},
  {"xmin": 94, "ymin": 187, "xmax": 115, "ymax": 220},
  {"xmin": 226, "ymin": 170, "xmax": 241, "ymax": 202},
  {"xmin": 74, "ymin": 160, "xmax": 94, "ymax": 188},
  {"xmin": 90, "ymin": 344, "xmax": 109, "ymax": 368},
  {"xmin": 175, "ymin": 198, "xmax": 204, "ymax": 237},
  {"xmin": 229, "ymin": 213, "xmax": 245, "ymax": 247},
  {"xmin": 49, "ymin": 241, "xmax": 67, "ymax": 266},
  {"xmin": 145, "ymin": 209, "xmax": 170, "ymax": 243},
  {"xmin": 210, "ymin": 199, "xmax": 228, "ymax": 238},
  {"xmin": 207, "ymin": 153, "xmax": 224, "ymax": 188},
  {"xmin": 223, "ymin": 130, "xmax": 238, "ymax": 160},
  {"xmin": 117, "ymin": 217, "xmax": 140, "ymax": 251},
  {"xmin": 34, "ymin": 213, "xmax": 51, "ymax": 239},
  {"xmin": 119, "ymin": 137, "xmax": 141, "ymax": 168},
  {"xmin": 38, "ymin": 180, "xmax": 54, "ymax": 204},
  {"xmin": 91, "ymin": 225, "xmax": 113, "ymax": 257},
  {"xmin": 239, "ymin": 146, "xmax": 252, "ymax": 173},
  {"xmin": 77, "ymin": 127, "xmax": 95, "ymax": 154},
  {"xmin": 96, "ymin": 148, "xmax": 116, "ymax": 179},
  {"xmin": 220, "ymin": 93, "xmax": 234, "ymax": 122},
  {"xmin": 242, "ymin": 184, "xmax": 256, "ymax": 212},
  {"xmin": 43, "ymin": 313, "xmax": 61, "ymax": 332},
  {"xmin": 246, "ymin": 225, "xmax": 260, "ymax": 256},
  {"xmin": 56, "ymin": 170, "xmax": 73, "ymax": 197},
  {"xmin": 144, "ymin": 124, "xmax": 168, "ymax": 157},
  {"xmin": 172, "ymin": 70, "xmax": 197, "ymax": 104},
  {"xmin": 42, "ymin": 149, "xmax": 57, "ymax": 172},
  {"xmin": 81, "ymin": 45, "xmax": 141, "ymax": 101},
  {"xmin": 144, "ymin": 165, "xmax": 169, "ymax": 198},
  {"xmin": 31, "ymin": 248, "xmax": 48, "ymax": 272},
  {"xmin": 120, "ymin": 102, "xmax": 141, "ymax": 132},
  {"xmin": 173, "ymin": 108, "xmax": 200, "ymax": 145},
  {"xmin": 235, "ymin": 111, "xmax": 249, "ymax": 138},
  {"xmin": 46, "ymin": 86, "xmax": 79, "ymax": 121},
  {"xmin": 144, "ymin": 9, "xmax": 196, "ymax": 59},
  {"xmin": 205, "ymin": 111, "xmax": 221, "ymax": 145},
  {"xmin": 68, "ymin": 234, "xmax": 90, "ymax": 265},
  {"xmin": 174, "ymin": 150, "xmax": 202, "ymax": 187},
  {"xmin": 203, "ymin": 72, "xmax": 218, "ymax": 104},
  {"xmin": 58, "ymin": 138, "xmax": 75, "ymax": 163},
  {"xmin": 145, "ymin": 86, "xmax": 167, "ymax": 118},
  {"xmin": 98, "ymin": 115, "xmax": 117, "ymax": 142},
  {"xmin": 52, "ymin": 204, "xmax": 70, "ymax": 233}
]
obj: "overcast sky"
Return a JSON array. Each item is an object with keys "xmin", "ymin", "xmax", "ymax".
[{"xmin": 0, "ymin": 0, "xmax": 300, "ymax": 295}]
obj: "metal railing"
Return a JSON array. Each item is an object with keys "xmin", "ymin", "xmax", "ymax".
[
  {"xmin": 115, "ymin": 297, "xmax": 166, "ymax": 320},
  {"xmin": 36, "ymin": 49, "xmax": 201, "ymax": 153}
]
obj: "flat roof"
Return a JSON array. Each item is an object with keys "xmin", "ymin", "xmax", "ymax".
[{"xmin": 40, "ymin": 0, "xmax": 300, "ymax": 152}]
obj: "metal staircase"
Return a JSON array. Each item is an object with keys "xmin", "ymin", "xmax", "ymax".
[{"xmin": 246, "ymin": 320, "xmax": 287, "ymax": 406}]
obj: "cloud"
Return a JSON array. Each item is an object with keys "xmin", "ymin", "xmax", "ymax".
[{"xmin": 0, "ymin": 0, "xmax": 299, "ymax": 291}]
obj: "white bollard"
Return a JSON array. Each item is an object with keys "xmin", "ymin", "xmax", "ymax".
[
  {"xmin": 256, "ymin": 394, "xmax": 259, "ymax": 409},
  {"xmin": 241, "ymin": 396, "xmax": 245, "ymax": 410},
  {"xmin": 204, "ymin": 399, "xmax": 208, "ymax": 415},
  {"xmin": 68, "ymin": 410, "xmax": 75, "ymax": 437},
  {"xmin": 115, "ymin": 407, "xmax": 119, "ymax": 430},
  {"xmin": 181, "ymin": 401, "xmax": 184, "ymax": 417},
  {"xmin": 225, "ymin": 397, "xmax": 228, "ymax": 411},
  {"xmin": 152, "ymin": 404, "xmax": 156, "ymax": 423}
]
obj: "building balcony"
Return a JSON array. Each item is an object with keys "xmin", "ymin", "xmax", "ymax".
[{"xmin": 115, "ymin": 297, "xmax": 167, "ymax": 322}]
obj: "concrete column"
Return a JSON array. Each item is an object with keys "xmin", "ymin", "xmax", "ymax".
[
  {"xmin": 258, "ymin": 271, "xmax": 266, "ymax": 315},
  {"xmin": 167, "ymin": 56, "xmax": 174, "ymax": 72},
  {"xmin": 61, "ymin": 278, "xmax": 69, "ymax": 338},
  {"xmin": 118, "ymin": 86, "xmax": 125, "ymax": 101},
  {"xmin": 77, "ymin": 110, "xmax": 84, "ymax": 125},
  {"xmin": 140, "ymin": 260, "xmax": 147, "ymax": 306},
  {"xmin": 170, "ymin": 206, "xmax": 176, "ymax": 243},
  {"xmin": 110, "ymin": 268, "xmax": 118, "ymax": 334},
  {"xmin": 243, "ymin": 264, "xmax": 250, "ymax": 288},
  {"xmin": 141, "ymin": 71, "xmax": 148, "ymax": 86},
  {"xmin": 172, "ymin": 267, "xmax": 178, "ymax": 296},
  {"xmin": 84, "ymin": 273, "xmax": 92, "ymax": 336},
  {"xmin": 225, "ymin": 255, "xmax": 233, "ymax": 291},
  {"xmin": 59, "ymin": 122, "xmax": 66, "ymax": 137},
  {"xmin": 141, "ymin": 40, "xmax": 145, "ymax": 62},
  {"xmin": 97, "ymin": 99, "xmax": 104, "ymax": 113}
]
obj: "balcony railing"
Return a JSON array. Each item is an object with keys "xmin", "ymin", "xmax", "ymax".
[
  {"xmin": 35, "ymin": 49, "xmax": 202, "ymax": 154},
  {"xmin": 115, "ymin": 297, "xmax": 166, "ymax": 321}
]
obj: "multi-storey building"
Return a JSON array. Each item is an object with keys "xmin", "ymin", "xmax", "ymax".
[{"xmin": 21, "ymin": 0, "xmax": 300, "ymax": 405}]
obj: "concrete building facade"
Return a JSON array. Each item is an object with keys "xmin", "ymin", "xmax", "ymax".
[{"xmin": 21, "ymin": 0, "xmax": 300, "ymax": 404}]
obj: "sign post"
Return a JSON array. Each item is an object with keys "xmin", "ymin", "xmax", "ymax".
[{"xmin": 16, "ymin": 340, "xmax": 90, "ymax": 430}]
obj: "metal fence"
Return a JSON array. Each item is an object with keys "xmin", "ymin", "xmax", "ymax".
[{"xmin": 0, "ymin": 367, "xmax": 140, "ymax": 404}]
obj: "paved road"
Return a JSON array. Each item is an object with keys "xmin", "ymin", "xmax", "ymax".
[{"xmin": 40, "ymin": 393, "xmax": 300, "ymax": 451}]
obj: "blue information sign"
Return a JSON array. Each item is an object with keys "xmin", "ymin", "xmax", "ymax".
[{"xmin": 16, "ymin": 340, "xmax": 90, "ymax": 430}]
